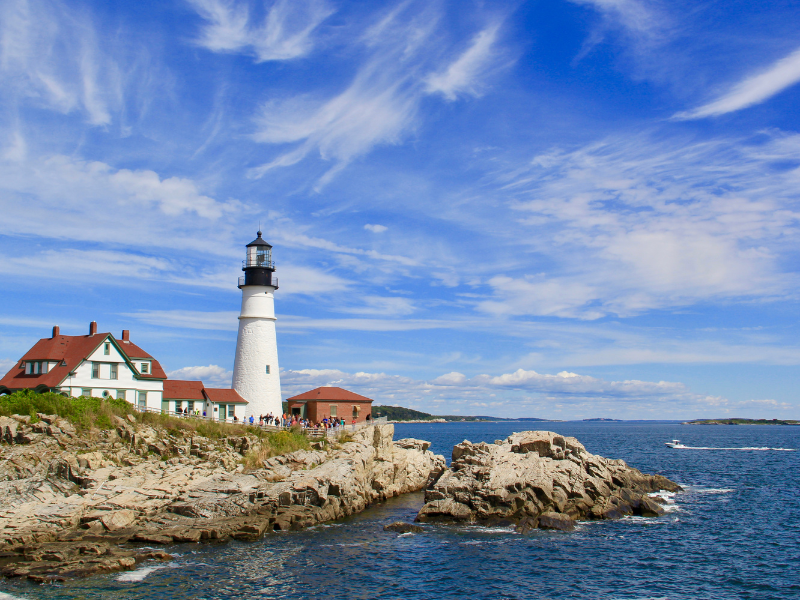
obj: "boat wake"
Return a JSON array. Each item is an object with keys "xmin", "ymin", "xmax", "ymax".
[{"xmin": 672, "ymin": 446, "xmax": 794, "ymax": 451}]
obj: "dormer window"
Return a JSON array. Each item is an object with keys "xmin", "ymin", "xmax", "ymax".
[{"xmin": 141, "ymin": 362, "xmax": 149, "ymax": 374}]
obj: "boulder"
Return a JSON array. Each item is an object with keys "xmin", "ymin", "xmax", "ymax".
[
  {"xmin": 100, "ymin": 510, "xmax": 137, "ymax": 532},
  {"xmin": 384, "ymin": 522, "xmax": 424, "ymax": 534},
  {"xmin": 538, "ymin": 512, "xmax": 575, "ymax": 531},
  {"xmin": 416, "ymin": 430, "xmax": 680, "ymax": 530}
]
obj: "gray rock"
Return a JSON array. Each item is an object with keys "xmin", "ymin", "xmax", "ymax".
[
  {"xmin": 416, "ymin": 430, "xmax": 680, "ymax": 530},
  {"xmin": 384, "ymin": 522, "xmax": 424, "ymax": 533}
]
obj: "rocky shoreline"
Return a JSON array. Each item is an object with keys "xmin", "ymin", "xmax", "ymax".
[
  {"xmin": 0, "ymin": 416, "xmax": 681, "ymax": 584},
  {"xmin": 416, "ymin": 431, "xmax": 681, "ymax": 530},
  {"xmin": 0, "ymin": 413, "xmax": 444, "ymax": 583}
]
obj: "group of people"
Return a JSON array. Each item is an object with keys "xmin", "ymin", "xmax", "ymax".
[{"xmin": 248, "ymin": 412, "xmax": 355, "ymax": 431}]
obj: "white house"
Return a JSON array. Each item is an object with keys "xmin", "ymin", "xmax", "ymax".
[
  {"xmin": 0, "ymin": 322, "xmax": 165, "ymax": 411},
  {"xmin": 162, "ymin": 379, "xmax": 248, "ymax": 422}
]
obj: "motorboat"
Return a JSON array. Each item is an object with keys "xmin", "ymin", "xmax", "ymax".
[{"xmin": 665, "ymin": 439, "xmax": 688, "ymax": 448}]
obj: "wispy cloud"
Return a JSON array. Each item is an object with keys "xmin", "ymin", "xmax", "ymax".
[
  {"xmin": 425, "ymin": 22, "xmax": 504, "ymax": 100},
  {"xmin": 187, "ymin": 0, "xmax": 333, "ymax": 62},
  {"xmin": 488, "ymin": 130, "xmax": 800, "ymax": 318},
  {"xmin": 0, "ymin": 0, "xmax": 120, "ymax": 125},
  {"xmin": 364, "ymin": 224, "xmax": 387, "ymax": 233},
  {"xmin": 248, "ymin": 4, "xmax": 509, "ymax": 184},
  {"xmin": 569, "ymin": 0, "xmax": 661, "ymax": 36},
  {"xmin": 674, "ymin": 46, "xmax": 800, "ymax": 119}
]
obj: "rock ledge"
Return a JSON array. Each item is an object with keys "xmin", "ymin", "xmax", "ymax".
[{"xmin": 416, "ymin": 431, "xmax": 680, "ymax": 530}]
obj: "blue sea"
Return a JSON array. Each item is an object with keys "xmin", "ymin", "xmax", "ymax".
[{"xmin": 1, "ymin": 422, "xmax": 798, "ymax": 600}]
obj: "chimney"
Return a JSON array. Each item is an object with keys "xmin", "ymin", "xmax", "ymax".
[
  {"xmin": 89, "ymin": 321, "xmax": 97, "ymax": 335},
  {"xmin": 121, "ymin": 329, "xmax": 130, "ymax": 342},
  {"xmin": 52, "ymin": 326, "xmax": 60, "ymax": 338}
]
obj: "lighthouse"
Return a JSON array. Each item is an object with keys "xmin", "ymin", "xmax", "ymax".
[{"xmin": 232, "ymin": 231, "xmax": 282, "ymax": 418}]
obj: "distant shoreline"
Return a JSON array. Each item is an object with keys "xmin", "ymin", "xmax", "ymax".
[{"xmin": 683, "ymin": 418, "xmax": 799, "ymax": 426}]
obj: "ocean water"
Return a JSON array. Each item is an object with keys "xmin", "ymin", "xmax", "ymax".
[{"xmin": 1, "ymin": 421, "xmax": 798, "ymax": 600}]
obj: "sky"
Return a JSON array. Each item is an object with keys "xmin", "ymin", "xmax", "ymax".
[{"xmin": 1, "ymin": 0, "xmax": 799, "ymax": 420}]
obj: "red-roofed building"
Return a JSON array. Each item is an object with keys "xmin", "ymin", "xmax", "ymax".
[
  {"xmin": 1, "ymin": 322, "xmax": 251, "ymax": 421},
  {"xmin": 0, "ymin": 322, "xmax": 166, "ymax": 411},
  {"xmin": 286, "ymin": 386, "xmax": 373, "ymax": 424},
  {"xmin": 163, "ymin": 381, "xmax": 247, "ymax": 421}
]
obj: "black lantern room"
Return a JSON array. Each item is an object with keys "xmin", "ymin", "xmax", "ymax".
[{"xmin": 240, "ymin": 231, "xmax": 278, "ymax": 288}]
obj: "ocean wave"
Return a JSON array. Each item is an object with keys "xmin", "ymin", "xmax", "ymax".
[
  {"xmin": 690, "ymin": 487, "xmax": 735, "ymax": 494},
  {"xmin": 0, "ymin": 593, "xmax": 28, "ymax": 599},
  {"xmin": 115, "ymin": 562, "xmax": 178, "ymax": 582}
]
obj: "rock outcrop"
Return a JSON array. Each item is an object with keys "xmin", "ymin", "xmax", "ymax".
[
  {"xmin": 416, "ymin": 431, "xmax": 680, "ymax": 530},
  {"xmin": 0, "ymin": 415, "xmax": 444, "ymax": 582}
]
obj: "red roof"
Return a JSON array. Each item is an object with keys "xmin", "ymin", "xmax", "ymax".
[
  {"xmin": 287, "ymin": 386, "xmax": 373, "ymax": 403},
  {"xmin": 204, "ymin": 388, "xmax": 247, "ymax": 404},
  {"xmin": 163, "ymin": 380, "xmax": 205, "ymax": 400},
  {"xmin": 0, "ymin": 331, "xmax": 166, "ymax": 391}
]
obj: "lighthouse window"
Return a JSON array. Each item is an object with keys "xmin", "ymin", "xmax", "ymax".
[{"xmin": 265, "ymin": 365, "xmax": 270, "ymax": 374}]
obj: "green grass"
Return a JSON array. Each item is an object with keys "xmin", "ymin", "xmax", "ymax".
[
  {"xmin": 241, "ymin": 429, "xmax": 311, "ymax": 470},
  {"xmin": 0, "ymin": 391, "xmax": 314, "ymax": 443},
  {"xmin": 0, "ymin": 389, "xmax": 133, "ymax": 430}
]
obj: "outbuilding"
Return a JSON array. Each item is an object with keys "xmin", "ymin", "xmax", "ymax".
[{"xmin": 286, "ymin": 386, "xmax": 373, "ymax": 424}]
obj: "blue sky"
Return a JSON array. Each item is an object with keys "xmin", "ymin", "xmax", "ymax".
[{"xmin": 1, "ymin": 0, "xmax": 799, "ymax": 419}]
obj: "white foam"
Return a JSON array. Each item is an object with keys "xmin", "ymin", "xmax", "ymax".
[
  {"xmin": 115, "ymin": 562, "xmax": 177, "ymax": 582},
  {"xmin": 672, "ymin": 446, "xmax": 794, "ymax": 451},
  {"xmin": 691, "ymin": 487, "xmax": 735, "ymax": 494},
  {"xmin": 0, "ymin": 593, "xmax": 28, "ymax": 600}
]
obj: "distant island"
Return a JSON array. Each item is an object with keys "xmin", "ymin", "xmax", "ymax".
[
  {"xmin": 683, "ymin": 418, "xmax": 799, "ymax": 426},
  {"xmin": 372, "ymin": 405, "xmax": 550, "ymax": 422},
  {"xmin": 583, "ymin": 418, "xmax": 622, "ymax": 422}
]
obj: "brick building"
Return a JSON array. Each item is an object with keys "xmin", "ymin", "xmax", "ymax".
[{"xmin": 286, "ymin": 386, "xmax": 373, "ymax": 424}]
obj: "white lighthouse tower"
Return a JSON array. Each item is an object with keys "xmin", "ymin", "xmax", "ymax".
[{"xmin": 232, "ymin": 231, "xmax": 282, "ymax": 418}]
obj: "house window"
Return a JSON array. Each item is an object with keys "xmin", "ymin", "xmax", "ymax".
[
  {"xmin": 33, "ymin": 362, "xmax": 39, "ymax": 375},
  {"xmin": 104, "ymin": 343, "xmax": 110, "ymax": 355},
  {"xmin": 19, "ymin": 362, "xmax": 24, "ymax": 369},
  {"xmin": 265, "ymin": 365, "xmax": 270, "ymax": 374},
  {"xmin": 81, "ymin": 388, "xmax": 92, "ymax": 397},
  {"xmin": 137, "ymin": 392, "xmax": 147, "ymax": 410},
  {"xmin": 41, "ymin": 362, "xmax": 50, "ymax": 373},
  {"xmin": 116, "ymin": 390, "xmax": 125, "ymax": 400},
  {"xmin": 330, "ymin": 405, "xmax": 338, "ymax": 417},
  {"xmin": 92, "ymin": 362, "xmax": 99, "ymax": 379},
  {"xmin": 110, "ymin": 363, "xmax": 118, "ymax": 379},
  {"xmin": 25, "ymin": 362, "xmax": 31, "ymax": 374},
  {"xmin": 102, "ymin": 390, "xmax": 110, "ymax": 398},
  {"xmin": 187, "ymin": 400, "xmax": 195, "ymax": 414},
  {"xmin": 141, "ymin": 362, "xmax": 149, "ymax": 374}
]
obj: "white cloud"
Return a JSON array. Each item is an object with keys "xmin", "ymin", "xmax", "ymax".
[
  {"xmin": 568, "ymin": 0, "xmax": 660, "ymax": 36},
  {"xmin": 674, "ymin": 46, "xmax": 800, "ymax": 119},
  {"xmin": 0, "ymin": 0, "xmax": 122, "ymax": 125},
  {"xmin": 425, "ymin": 22, "xmax": 503, "ymax": 100},
  {"xmin": 167, "ymin": 364, "xmax": 233, "ymax": 386},
  {"xmin": 340, "ymin": 296, "xmax": 416, "ymax": 317},
  {"xmin": 280, "ymin": 366, "xmax": 756, "ymax": 419},
  {"xmin": 488, "ymin": 130, "xmax": 800, "ymax": 318},
  {"xmin": 364, "ymin": 224, "xmax": 387, "ymax": 233},
  {"xmin": 0, "ymin": 153, "xmax": 248, "ymax": 264},
  {"xmin": 248, "ymin": 5, "xmax": 509, "ymax": 184},
  {"xmin": 187, "ymin": 0, "xmax": 333, "ymax": 62}
]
